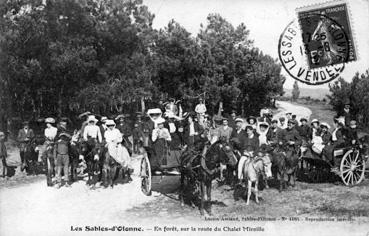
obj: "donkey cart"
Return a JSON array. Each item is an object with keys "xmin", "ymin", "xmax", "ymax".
[{"xmin": 301, "ymin": 133, "xmax": 369, "ymax": 186}]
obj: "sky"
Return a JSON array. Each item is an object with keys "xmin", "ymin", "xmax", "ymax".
[{"xmin": 143, "ymin": 0, "xmax": 369, "ymax": 89}]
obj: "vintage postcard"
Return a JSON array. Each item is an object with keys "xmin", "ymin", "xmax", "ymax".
[{"xmin": 0, "ymin": 0, "xmax": 368, "ymax": 236}]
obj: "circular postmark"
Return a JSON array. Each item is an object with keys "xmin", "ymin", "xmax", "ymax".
[{"xmin": 278, "ymin": 14, "xmax": 349, "ymax": 85}]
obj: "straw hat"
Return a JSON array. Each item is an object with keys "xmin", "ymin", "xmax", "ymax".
[
  {"xmin": 320, "ymin": 122, "xmax": 331, "ymax": 129},
  {"xmin": 105, "ymin": 120, "xmax": 116, "ymax": 126},
  {"xmin": 45, "ymin": 117, "xmax": 55, "ymax": 124},
  {"xmin": 87, "ymin": 115, "xmax": 98, "ymax": 123},
  {"xmin": 235, "ymin": 118, "xmax": 244, "ymax": 123},
  {"xmin": 156, "ymin": 117, "xmax": 166, "ymax": 124}
]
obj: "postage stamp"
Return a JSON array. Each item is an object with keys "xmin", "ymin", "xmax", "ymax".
[
  {"xmin": 296, "ymin": 1, "xmax": 357, "ymax": 69},
  {"xmin": 278, "ymin": 19, "xmax": 345, "ymax": 85}
]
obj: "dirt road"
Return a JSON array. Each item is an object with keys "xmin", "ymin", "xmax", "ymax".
[{"xmin": 1, "ymin": 102, "xmax": 368, "ymax": 236}]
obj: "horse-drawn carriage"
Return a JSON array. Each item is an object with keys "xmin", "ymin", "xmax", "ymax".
[
  {"xmin": 140, "ymin": 108, "xmax": 183, "ymax": 196},
  {"xmin": 301, "ymin": 132, "xmax": 369, "ymax": 186}
]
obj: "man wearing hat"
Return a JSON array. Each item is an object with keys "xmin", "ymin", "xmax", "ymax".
[
  {"xmin": 297, "ymin": 117, "xmax": 312, "ymax": 144},
  {"xmin": 99, "ymin": 116, "xmax": 108, "ymax": 141},
  {"xmin": 56, "ymin": 117, "xmax": 70, "ymax": 135},
  {"xmin": 184, "ymin": 114, "xmax": 204, "ymax": 148},
  {"xmin": 340, "ymin": 99, "xmax": 354, "ymax": 127},
  {"xmin": 230, "ymin": 118, "xmax": 247, "ymax": 153},
  {"xmin": 0, "ymin": 131, "xmax": 7, "ymax": 178},
  {"xmin": 83, "ymin": 115, "xmax": 102, "ymax": 143},
  {"xmin": 54, "ymin": 131, "xmax": 72, "ymax": 188},
  {"xmin": 278, "ymin": 117, "xmax": 286, "ymax": 129},
  {"xmin": 195, "ymin": 97, "xmax": 207, "ymax": 126},
  {"xmin": 267, "ymin": 119, "xmax": 283, "ymax": 145},
  {"xmin": 280, "ymin": 119, "xmax": 302, "ymax": 154},
  {"xmin": 17, "ymin": 121, "xmax": 35, "ymax": 171},
  {"xmin": 217, "ymin": 118, "xmax": 233, "ymax": 143},
  {"xmin": 42, "ymin": 118, "xmax": 58, "ymax": 161}
]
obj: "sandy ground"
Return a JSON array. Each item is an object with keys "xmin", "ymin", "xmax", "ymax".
[{"xmin": 1, "ymin": 102, "xmax": 368, "ymax": 236}]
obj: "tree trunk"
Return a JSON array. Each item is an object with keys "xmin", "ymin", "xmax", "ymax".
[
  {"xmin": 141, "ymin": 97, "xmax": 145, "ymax": 114},
  {"xmin": 57, "ymin": 85, "xmax": 64, "ymax": 118},
  {"xmin": 217, "ymin": 101, "xmax": 223, "ymax": 116}
]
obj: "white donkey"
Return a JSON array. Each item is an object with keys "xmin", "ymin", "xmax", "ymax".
[{"xmin": 242, "ymin": 152, "xmax": 272, "ymax": 205}]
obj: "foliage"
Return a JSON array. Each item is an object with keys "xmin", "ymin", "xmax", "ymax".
[
  {"xmin": 327, "ymin": 70, "xmax": 369, "ymax": 126},
  {"xmin": 0, "ymin": 0, "xmax": 285, "ymax": 120}
]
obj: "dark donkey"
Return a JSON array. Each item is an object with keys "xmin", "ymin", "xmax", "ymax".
[
  {"xmin": 79, "ymin": 138, "xmax": 103, "ymax": 189},
  {"xmin": 179, "ymin": 140, "xmax": 238, "ymax": 215},
  {"xmin": 23, "ymin": 139, "xmax": 38, "ymax": 175},
  {"xmin": 265, "ymin": 144, "xmax": 287, "ymax": 192}
]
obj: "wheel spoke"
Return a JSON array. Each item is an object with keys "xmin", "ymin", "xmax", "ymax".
[
  {"xmin": 342, "ymin": 171, "xmax": 350, "ymax": 180},
  {"xmin": 352, "ymin": 172, "xmax": 358, "ymax": 184},
  {"xmin": 350, "ymin": 172, "xmax": 354, "ymax": 185},
  {"xmin": 341, "ymin": 168, "xmax": 351, "ymax": 174},
  {"xmin": 353, "ymin": 152, "xmax": 359, "ymax": 164},
  {"xmin": 346, "ymin": 153, "xmax": 353, "ymax": 163},
  {"xmin": 346, "ymin": 171, "xmax": 353, "ymax": 183},
  {"xmin": 342, "ymin": 164, "xmax": 351, "ymax": 169}
]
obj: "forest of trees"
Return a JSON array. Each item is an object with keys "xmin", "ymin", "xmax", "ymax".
[
  {"xmin": 328, "ymin": 70, "xmax": 369, "ymax": 126},
  {"xmin": 0, "ymin": 0, "xmax": 285, "ymax": 121}
]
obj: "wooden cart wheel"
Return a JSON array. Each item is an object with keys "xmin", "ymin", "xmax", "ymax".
[
  {"xmin": 140, "ymin": 153, "xmax": 152, "ymax": 196},
  {"xmin": 340, "ymin": 149, "xmax": 366, "ymax": 186}
]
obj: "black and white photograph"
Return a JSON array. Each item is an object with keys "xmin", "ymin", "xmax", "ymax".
[{"xmin": 0, "ymin": 0, "xmax": 368, "ymax": 235}]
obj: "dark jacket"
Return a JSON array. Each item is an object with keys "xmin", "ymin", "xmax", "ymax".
[
  {"xmin": 321, "ymin": 131, "xmax": 332, "ymax": 145},
  {"xmin": 0, "ymin": 141, "xmax": 7, "ymax": 158},
  {"xmin": 117, "ymin": 123, "xmax": 132, "ymax": 138},
  {"xmin": 17, "ymin": 128, "xmax": 35, "ymax": 151},
  {"xmin": 281, "ymin": 127, "xmax": 302, "ymax": 146},
  {"xmin": 266, "ymin": 127, "xmax": 283, "ymax": 144},
  {"xmin": 244, "ymin": 134, "xmax": 260, "ymax": 153},
  {"xmin": 297, "ymin": 125, "xmax": 312, "ymax": 141},
  {"xmin": 184, "ymin": 121, "xmax": 204, "ymax": 146},
  {"xmin": 228, "ymin": 118, "xmax": 236, "ymax": 130},
  {"xmin": 100, "ymin": 125, "xmax": 108, "ymax": 141},
  {"xmin": 346, "ymin": 127, "xmax": 359, "ymax": 144},
  {"xmin": 230, "ymin": 129, "xmax": 247, "ymax": 152}
]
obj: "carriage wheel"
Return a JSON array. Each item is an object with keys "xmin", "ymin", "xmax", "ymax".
[
  {"xmin": 340, "ymin": 149, "xmax": 366, "ymax": 186},
  {"xmin": 140, "ymin": 153, "xmax": 152, "ymax": 196}
]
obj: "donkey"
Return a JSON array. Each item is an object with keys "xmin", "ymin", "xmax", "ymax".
[
  {"xmin": 180, "ymin": 140, "xmax": 238, "ymax": 215},
  {"xmin": 241, "ymin": 152, "xmax": 272, "ymax": 205},
  {"xmin": 79, "ymin": 138, "xmax": 102, "ymax": 189}
]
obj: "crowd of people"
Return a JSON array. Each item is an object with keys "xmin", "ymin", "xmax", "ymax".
[{"xmin": 0, "ymin": 98, "xmax": 361, "ymax": 184}]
